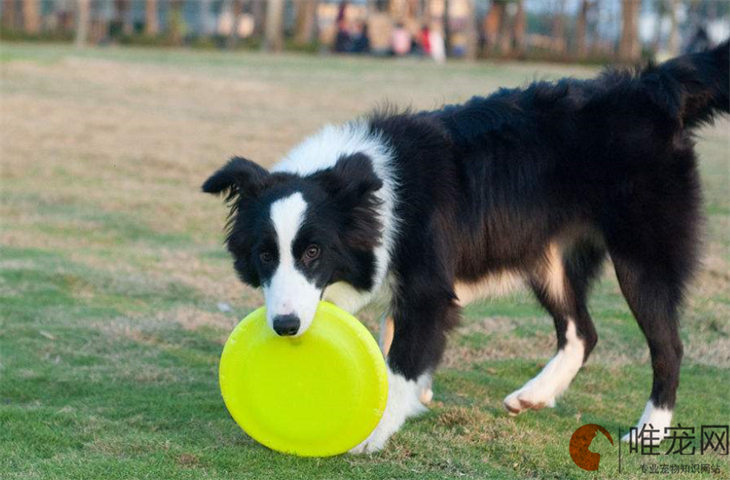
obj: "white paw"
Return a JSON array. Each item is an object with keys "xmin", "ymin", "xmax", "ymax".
[
  {"xmin": 349, "ymin": 368, "xmax": 427, "ymax": 454},
  {"xmin": 621, "ymin": 401, "xmax": 673, "ymax": 445},
  {"xmin": 503, "ymin": 322, "xmax": 584, "ymax": 415},
  {"xmin": 503, "ymin": 382, "xmax": 556, "ymax": 415},
  {"xmin": 349, "ymin": 421, "xmax": 395, "ymax": 454}
]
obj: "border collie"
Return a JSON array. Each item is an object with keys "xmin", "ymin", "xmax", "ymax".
[{"xmin": 203, "ymin": 42, "xmax": 729, "ymax": 453}]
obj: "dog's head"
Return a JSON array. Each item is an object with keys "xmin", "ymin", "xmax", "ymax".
[{"xmin": 203, "ymin": 154, "xmax": 383, "ymax": 336}]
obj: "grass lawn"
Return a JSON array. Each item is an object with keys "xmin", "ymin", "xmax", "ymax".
[{"xmin": 1, "ymin": 43, "xmax": 728, "ymax": 479}]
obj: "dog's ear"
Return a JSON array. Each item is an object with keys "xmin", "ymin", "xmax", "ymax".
[
  {"xmin": 323, "ymin": 152, "xmax": 384, "ymax": 202},
  {"xmin": 315, "ymin": 153, "xmax": 384, "ymax": 250},
  {"xmin": 202, "ymin": 157, "xmax": 269, "ymax": 201}
]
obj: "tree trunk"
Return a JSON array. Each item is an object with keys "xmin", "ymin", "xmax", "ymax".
[
  {"xmin": 651, "ymin": 0, "xmax": 664, "ymax": 52},
  {"xmin": 443, "ymin": 0, "xmax": 451, "ymax": 55},
  {"xmin": 497, "ymin": 1, "xmax": 512, "ymax": 55},
  {"xmin": 483, "ymin": 1, "xmax": 504, "ymax": 54},
  {"xmin": 513, "ymin": 0, "xmax": 526, "ymax": 56},
  {"xmin": 575, "ymin": 0, "xmax": 589, "ymax": 58},
  {"xmin": 463, "ymin": 0, "xmax": 478, "ymax": 59},
  {"xmin": 263, "ymin": 0, "xmax": 284, "ymax": 52},
  {"xmin": 145, "ymin": 0, "xmax": 158, "ymax": 35},
  {"xmin": 168, "ymin": 0, "xmax": 184, "ymax": 45},
  {"xmin": 294, "ymin": 0, "xmax": 318, "ymax": 46},
  {"xmin": 75, "ymin": 0, "xmax": 90, "ymax": 48},
  {"xmin": 114, "ymin": 0, "xmax": 133, "ymax": 35},
  {"xmin": 22, "ymin": 0, "xmax": 40, "ymax": 34},
  {"xmin": 252, "ymin": 0, "xmax": 265, "ymax": 37},
  {"xmin": 618, "ymin": 0, "xmax": 640, "ymax": 62},
  {"xmin": 551, "ymin": 0, "xmax": 566, "ymax": 55},
  {"xmin": 2, "ymin": 0, "xmax": 18, "ymax": 32},
  {"xmin": 121, "ymin": 0, "xmax": 134, "ymax": 35},
  {"xmin": 667, "ymin": 0, "xmax": 679, "ymax": 55}
]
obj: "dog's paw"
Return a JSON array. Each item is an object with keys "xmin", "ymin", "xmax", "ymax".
[
  {"xmin": 503, "ymin": 384, "xmax": 556, "ymax": 415},
  {"xmin": 621, "ymin": 401, "xmax": 673, "ymax": 445},
  {"xmin": 349, "ymin": 426, "xmax": 391, "ymax": 454},
  {"xmin": 349, "ymin": 368, "xmax": 428, "ymax": 454}
]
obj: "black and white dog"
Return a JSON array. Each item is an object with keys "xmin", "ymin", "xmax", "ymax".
[{"xmin": 203, "ymin": 43, "xmax": 729, "ymax": 452}]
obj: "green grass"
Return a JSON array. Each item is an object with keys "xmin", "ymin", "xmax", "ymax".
[{"xmin": 1, "ymin": 43, "xmax": 729, "ymax": 479}]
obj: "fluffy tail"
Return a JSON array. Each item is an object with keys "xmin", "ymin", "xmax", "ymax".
[{"xmin": 642, "ymin": 40, "xmax": 729, "ymax": 129}]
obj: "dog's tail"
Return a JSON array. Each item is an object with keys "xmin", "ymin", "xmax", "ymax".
[{"xmin": 640, "ymin": 40, "xmax": 729, "ymax": 129}]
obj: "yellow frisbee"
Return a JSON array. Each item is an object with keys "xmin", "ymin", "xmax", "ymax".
[{"xmin": 219, "ymin": 301, "xmax": 388, "ymax": 457}]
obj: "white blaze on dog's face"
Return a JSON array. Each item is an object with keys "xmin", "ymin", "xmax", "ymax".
[{"xmin": 263, "ymin": 192, "xmax": 321, "ymax": 336}]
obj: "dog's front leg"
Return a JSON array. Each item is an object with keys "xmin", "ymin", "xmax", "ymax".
[{"xmin": 351, "ymin": 279, "xmax": 459, "ymax": 453}]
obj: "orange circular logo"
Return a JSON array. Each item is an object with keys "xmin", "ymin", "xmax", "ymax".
[{"xmin": 569, "ymin": 424, "xmax": 614, "ymax": 471}]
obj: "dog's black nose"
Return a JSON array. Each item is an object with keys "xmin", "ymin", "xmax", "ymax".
[{"xmin": 273, "ymin": 314, "xmax": 300, "ymax": 336}]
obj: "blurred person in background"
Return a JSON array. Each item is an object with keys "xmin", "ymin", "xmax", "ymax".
[
  {"xmin": 391, "ymin": 22, "xmax": 411, "ymax": 56},
  {"xmin": 429, "ymin": 25, "xmax": 446, "ymax": 63},
  {"xmin": 350, "ymin": 22, "xmax": 370, "ymax": 54},
  {"xmin": 334, "ymin": 17, "xmax": 351, "ymax": 53},
  {"xmin": 418, "ymin": 24, "xmax": 432, "ymax": 56}
]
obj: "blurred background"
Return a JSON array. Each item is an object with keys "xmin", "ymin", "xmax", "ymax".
[{"xmin": 1, "ymin": 0, "xmax": 728, "ymax": 63}]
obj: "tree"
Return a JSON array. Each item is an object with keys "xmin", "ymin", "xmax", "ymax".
[
  {"xmin": 513, "ymin": 0, "xmax": 527, "ymax": 56},
  {"xmin": 168, "ymin": 0, "xmax": 185, "ymax": 45},
  {"xmin": 2, "ymin": 0, "xmax": 18, "ymax": 32},
  {"xmin": 464, "ymin": 0, "xmax": 478, "ymax": 60},
  {"xmin": 263, "ymin": 0, "xmax": 284, "ymax": 52},
  {"xmin": 618, "ymin": 0, "xmax": 641, "ymax": 62},
  {"xmin": 251, "ymin": 0, "xmax": 266, "ymax": 37},
  {"xmin": 75, "ymin": 0, "xmax": 90, "ymax": 48},
  {"xmin": 667, "ymin": 0, "xmax": 679, "ymax": 55},
  {"xmin": 145, "ymin": 0, "xmax": 158, "ymax": 36},
  {"xmin": 483, "ymin": 0, "xmax": 506, "ymax": 54},
  {"xmin": 574, "ymin": 0, "xmax": 591, "ymax": 58},
  {"xmin": 443, "ymin": 0, "xmax": 451, "ymax": 54},
  {"xmin": 115, "ymin": 0, "xmax": 134, "ymax": 36},
  {"xmin": 294, "ymin": 0, "xmax": 318, "ymax": 46},
  {"xmin": 22, "ymin": 0, "xmax": 40, "ymax": 34},
  {"xmin": 651, "ymin": 0, "xmax": 665, "ymax": 52},
  {"xmin": 551, "ymin": 0, "xmax": 567, "ymax": 56}
]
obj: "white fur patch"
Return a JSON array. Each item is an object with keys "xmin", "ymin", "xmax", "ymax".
[
  {"xmin": 263, "ymin": 192, "xmax": 320, "ymax": 336},
  {"xmin": 350, "ymin": 367, "xmax": 427, "ymax": 453},
  {"xmin": 454, "ymin": 270, "xmax": 524, "ymax": 306},
  {"xmin": 272, "ymin": 121, "xmax": 399, "ymax": 312},
  {"xmin": 504, "ymin": 320, "xmax": 584, "ymax": 414},
  {"xmin": 622, "ymin": 401, "xmax": 673, "ymax": 445},
  {"xmin": 322, "ymin": 281, "xmax": 372, "ymax": 313}
]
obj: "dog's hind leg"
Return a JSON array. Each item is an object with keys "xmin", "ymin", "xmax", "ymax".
[
  {"xmin": 504, "ymin": 239, "xmax": 604, "ymax": 415},
  {"xmin": 611, "ymin": 253, "xmax": 689, "ymax": 445},
  {"xmin": 603, "ymin": 148, "xmax": 699, "ymax": 444}
]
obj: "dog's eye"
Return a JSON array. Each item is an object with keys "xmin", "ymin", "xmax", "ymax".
[
  {"xmin": 259, "ymin": 251, "xmax": 274, "ymax": 264},
  {"xmin": 303, "ymin": 244, "xmax": 320, "ymax": 262}
]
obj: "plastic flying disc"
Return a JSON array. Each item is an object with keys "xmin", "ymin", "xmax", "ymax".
[{"xmin": 219, "ymin": 301, "xmax": 388, "ymax": 457}]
